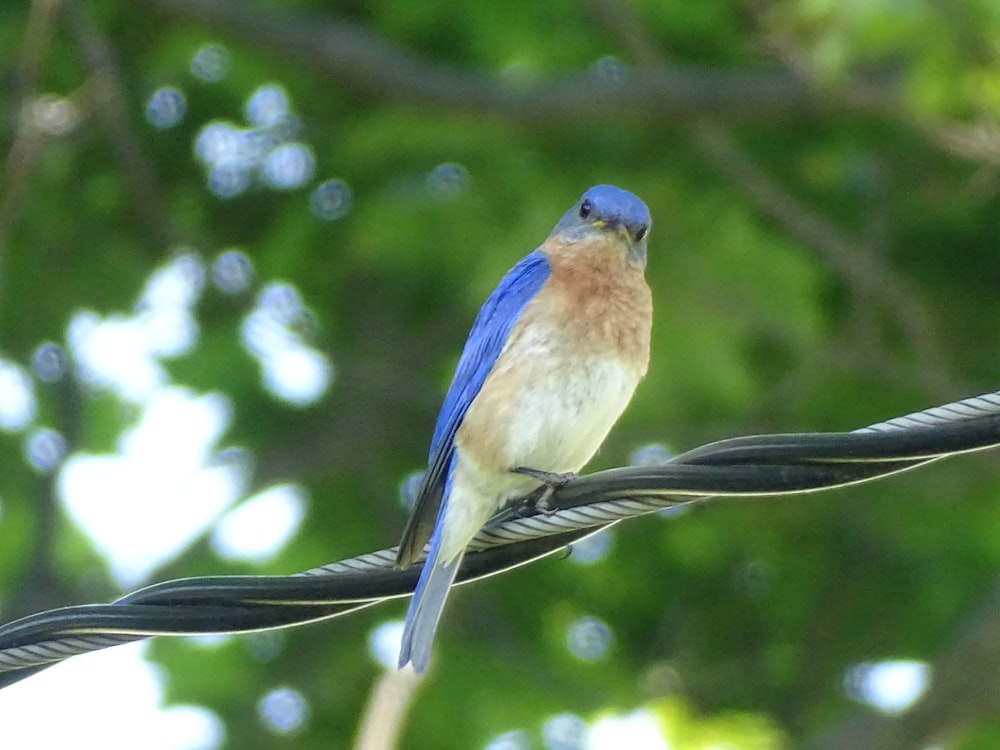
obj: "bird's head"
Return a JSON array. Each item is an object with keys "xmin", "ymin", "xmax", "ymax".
[{"xmin": 551, "ymin": 184, "xmax": 651, "ymax": 266}]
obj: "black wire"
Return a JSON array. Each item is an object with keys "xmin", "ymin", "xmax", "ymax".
[
  {"xmin": 0, "ymin": 527, "xmax": 596, "ymax": 689},
  {"xmin": 0, "ymin": 410, "xmax": 997, "ymax": 689}
]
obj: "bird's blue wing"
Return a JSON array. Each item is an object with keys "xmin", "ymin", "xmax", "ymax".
[
  {"xmin": 430, "ymin": 249, "xmax": 552, "ymax": 456},
  {"xmin": 396, "ymin": 249, "xmax": 551, "ymax": 566}
]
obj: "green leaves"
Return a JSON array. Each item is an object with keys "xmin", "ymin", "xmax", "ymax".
[{"xmin": 4, "ymin": 0, "xmax": 1000, "ymax": 748}]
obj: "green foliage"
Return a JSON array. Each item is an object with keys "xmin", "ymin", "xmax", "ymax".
[{"xmin": 3, "ymin": 0, "xmax": 1000, "ymax": 748}]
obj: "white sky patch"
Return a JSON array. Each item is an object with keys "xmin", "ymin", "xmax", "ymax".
[
  {"xmin": 484, "ymin": 730, "xmax": 530, "ymax": 750},
  {"xmin": 141, "ymin": 253, "xmax": 204, "ymax": 312},
  {"xmin": 587, "ymin": 711, "xmax": 670, "ymax": 750},
  {"xmin": 0, "ymin": 642, "xmax": 224, "ymax": 750},
  {"xmin": 69, "ymin": 310, "xmax": 170, "ymax": 400},
  {"xmin": 846, "ymin": 659, "xmax": 931, "ymax": 714},
  {"xmin": 369, "ymin": 620, "xmax": 405, "ymax": 670},
  {"xmin": 211, "ymin": 484, "xmax": 306, "ymax": 563},
  {"xmin": 260, "ymin": 142, "xmax": 315, "ymax": 190},
  {"xmin": 5, "ymin": 247, "xmax": 341, "ymax": 745},
  {"xmin": 240, "ymin": 292, "xmax": 333, "ymax": 407},
  {"xmin": 0, "ymin": 357, "xmax": 36, "ymax": 431},
  {"xmin": 245, "ymin": 83, "xmax": 289, "ymax": 128},
  {"xmin": 58, "ymin": 387, "xmax": 244, "ymax": 587},
  {"xmin": 188, "ymin": 633, "xmax": 234, "ymax": 649},
  {"xmin": 68, "ymin": 254, "xmax": 204, "ymax": 404},
  {"xmin": 257, "ymin": 685, "xmax": 310, "ymax": 735},
  {"xmin": 261, "ymin": 346, "xmax": 332, "ymax": 406}
]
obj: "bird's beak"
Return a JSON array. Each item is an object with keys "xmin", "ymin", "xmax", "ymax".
[
  {"xmin": 589, "ymin": 220, "xmax": 646, "ymax": 265},
  {"xmin": 590, "ymin": 218, "xmax": 628, "ymax": 240}
]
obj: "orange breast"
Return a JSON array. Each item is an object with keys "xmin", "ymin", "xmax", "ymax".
[{"xmin": 540, "ymin": 236, "xmax": 652, "ymax": 371}]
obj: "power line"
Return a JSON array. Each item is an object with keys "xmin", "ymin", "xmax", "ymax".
[{"xmin": 1, "ymin": 389, "xmax": 998, "ymax": 688}]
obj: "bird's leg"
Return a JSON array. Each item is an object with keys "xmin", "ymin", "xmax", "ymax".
[{"xmin": 511, "ymin": 466, "xmax": 577, "ymax": 512}]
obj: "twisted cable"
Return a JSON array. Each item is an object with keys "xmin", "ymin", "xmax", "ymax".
[{"xmin": 1, "ymin": 389, "xmax": 999, "ymax": 688}]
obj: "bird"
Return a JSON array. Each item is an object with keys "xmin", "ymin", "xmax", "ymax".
[{"xmin": 396, "ymin": 184, "xmax": 653, "ymax": 672}]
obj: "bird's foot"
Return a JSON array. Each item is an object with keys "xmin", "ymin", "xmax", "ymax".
[{"xmin": 511, "ymin": 466, "xmax": 576, "ymax": 512}]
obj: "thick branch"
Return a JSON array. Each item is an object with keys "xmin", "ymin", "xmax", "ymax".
[{"xmin": 142, "ymin": 0, "xmax": 891, "ymax": 121}]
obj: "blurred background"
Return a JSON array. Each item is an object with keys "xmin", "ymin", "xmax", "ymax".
[{"xmin": 3, "ymin": 0, "xmax": 1000, "ymax": 748}]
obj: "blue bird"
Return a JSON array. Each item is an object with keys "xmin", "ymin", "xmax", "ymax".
[{"xmin": 396, "ymin": 184, "xmax": 653, "ymax": 672}]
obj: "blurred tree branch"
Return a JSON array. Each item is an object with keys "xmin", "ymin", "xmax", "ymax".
[
  {"xmin": 136, "ymin": 0, "xmax": 952, "ymax": 397},
  {"xmin": 748, "ymin": 0, "xmax": 1000, "ymax": 167},
  {"xmin": 353, "ymin": 667, "xmax": 421, "ymax": 750},
  {"xmin": 600, "ymin": 3, "xmax": 991, "ymax": 748},
  {"xmin": 692, "ymin": 123, "xmax": 953, "ymax": 394},
  {"xmin": 593, "ymin": 0, "xmax": 952, "ymax": 393},
  {"xmin": 143, "ymin": 0, "xmax": 894, "ymax": 122},
  {"xmin": 808, "ymin": 580, "xmax": 1000, "ymax": 750},
  {"xmin": 62, "ymin": 0, "xmax": 180, "ymax": 251},
  {"xmin": 0, "ymin": 0, "xmax": 60, "ymax": 312},
  {"xmin": 3, "ymin": 0, "xmax": 998, "ymax": 746}
]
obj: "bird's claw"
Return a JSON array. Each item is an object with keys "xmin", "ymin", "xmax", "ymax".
[{"xmin": 511, "ymin": 466, "xmax": 577, "ymax": 512}]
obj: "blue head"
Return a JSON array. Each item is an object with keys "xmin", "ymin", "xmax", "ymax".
[{"xmin": 551, "ymin": 184, "xmax": 651, "ymax": 265}]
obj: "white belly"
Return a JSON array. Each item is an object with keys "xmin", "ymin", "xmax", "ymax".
[
  {"xmin": 436, "ymin": 353, "xmax": 642, "ymax": 562},
  {"xmin": 501, "ymin": 355, "xmax": 639, "ymax": 473}
]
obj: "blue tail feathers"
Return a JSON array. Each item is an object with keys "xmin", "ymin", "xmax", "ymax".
[{"xmin": 398, "ymin": 546, "xmax": 463, "ymax": 672}]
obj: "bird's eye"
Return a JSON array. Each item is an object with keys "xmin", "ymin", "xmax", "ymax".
[
  {"xmin": 634, "ymin": 226, "xmax": 647, "ymax": 242},
  {"xmin": 579, "ymin": 200, "xmax": 592, "ymax": 219}
]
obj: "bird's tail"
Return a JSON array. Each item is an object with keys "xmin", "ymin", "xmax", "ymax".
[{"xmin": 398, "ymin": 531, "xmax": 463, "ymax": 673}]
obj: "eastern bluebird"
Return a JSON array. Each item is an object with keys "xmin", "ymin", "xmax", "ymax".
[{"xmin": 396, "ymin": 184, "xmax": 653, "ymax": 672}]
